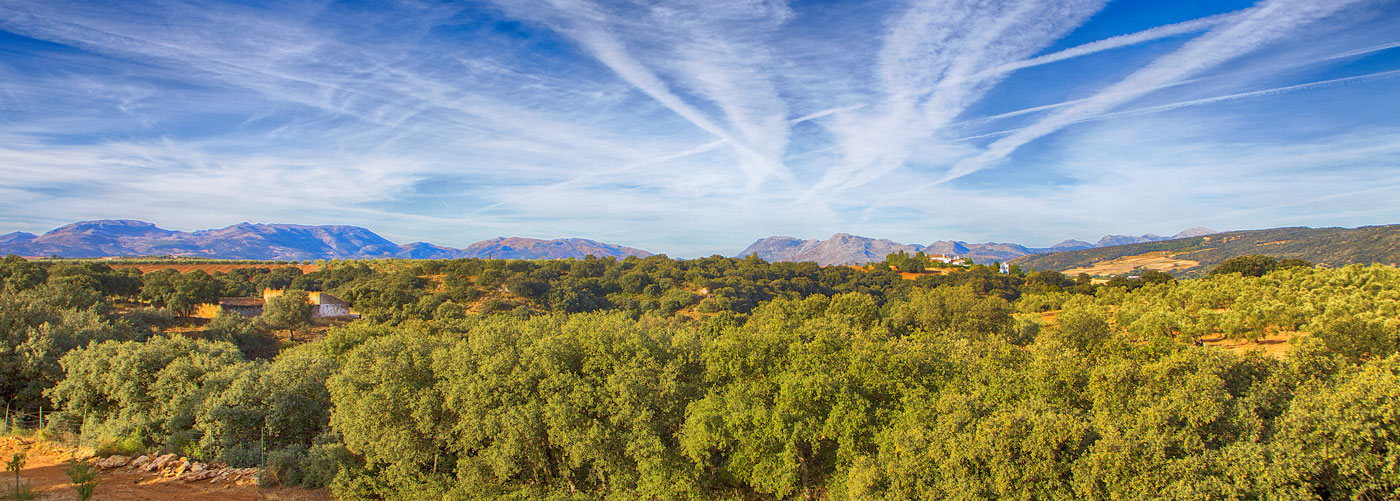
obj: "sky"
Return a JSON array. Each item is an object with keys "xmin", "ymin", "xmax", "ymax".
[{"xmin": 0, "ymin": 0, "xmax": 1398, "ymax": 256}]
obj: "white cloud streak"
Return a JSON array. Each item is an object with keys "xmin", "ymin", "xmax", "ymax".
[
  {"xmin": 488, "ymin": 0, "xmax": 797, "ymax": 186},
  {"xmin": 807, "ymin": 0, "xmax": 1107, "ymax": 198},
  {"xmin": 938, "ymin": 0, "xmax": 1374, "ymax": 183},
  {"xmin": 954, "ymin": 68, "xmax": 1400, "ymax": 142}
]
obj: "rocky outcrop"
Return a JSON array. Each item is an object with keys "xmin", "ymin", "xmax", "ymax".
[
  {"xmin": 103, "ymin": 453, "xmax": 260, "ymax": 485},
  {"xmin": 94, "ymin": 454, "xmax": 130, "ymax": 469}
]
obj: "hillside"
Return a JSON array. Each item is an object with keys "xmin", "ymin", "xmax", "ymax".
[
  {"xmin": 0, "ymin": 220, "xmax": 653, "ymax": 260},
  {"xmin": 1010, "ymin": 224, "xmax": 1400, "ymax": 277}
]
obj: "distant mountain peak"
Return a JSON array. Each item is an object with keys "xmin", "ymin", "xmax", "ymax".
[
  {"xmin": 1173, "ymin": 227, "xmax": 1217, "ymax": 238},
  {"xmin": 46, "ymin": 219, "xmax": 173, "ymax": 236},
  {"xmin": 462, "ymin": 236, "xmax": 652, "ymax": 259},
  {"xmin": 0, "ymin": 232, "xmax": 37, "ymax": 245},
  {"xmin": 1051, "ymin": 239, "xmax": 1094, "ymax": 250}
]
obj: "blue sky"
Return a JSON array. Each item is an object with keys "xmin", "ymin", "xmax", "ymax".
[{"xmin": 1, "ymin": 0, "xmax": 1397, "ymax": 256}]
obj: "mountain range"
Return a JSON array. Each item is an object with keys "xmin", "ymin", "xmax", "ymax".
[
  {"xmin": 736, "ymin": 228, "xmax": 1217, "ymax": 266},
  {"xmin": 0, "ymin": 220, "xmax": 652, "ymax": 260},
  {"xmin": 1, "ymin": 220, "xmax": 1230, "ymax": 265}
]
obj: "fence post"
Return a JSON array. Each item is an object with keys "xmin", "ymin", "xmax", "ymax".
[
  {"xmin": 38, "ymin": 407, "xmax": 43, "ymax": 432},
  {"xmin": 260, "ymin": 427, "xmax": 266, "ymax": 468}
]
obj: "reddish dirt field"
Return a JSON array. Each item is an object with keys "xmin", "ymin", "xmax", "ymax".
[
  {"xmin": 107, "ymin": 264, "xmax": 320, "ymax": 274},
  {"xmin": 1062, "ymin": 251, "xmax": 1199, "ymax": 277},
  {"xmin": 897, "ymin": 269, "xmax": 956, "ymax": 280},
  {"xmin": 0, "ymin": 436, "xmax": 328, "ymax": 501}
]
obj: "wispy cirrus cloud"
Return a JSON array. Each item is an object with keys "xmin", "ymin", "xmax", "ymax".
[
  {"xmin": 807, "ymin": 0, "xmax": 1108, "ymax": 198},
  {"xmin": 0, "ymin": 0, "xmax": 1397, "ymax": 254},
  {"xmin": 487, "ymin": 0, "xmax": 798, "ymax": 186}
]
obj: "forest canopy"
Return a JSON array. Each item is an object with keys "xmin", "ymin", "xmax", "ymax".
[{"xmin": 2, "ymin": 253, "xmax": 1398, "ymax": 499}]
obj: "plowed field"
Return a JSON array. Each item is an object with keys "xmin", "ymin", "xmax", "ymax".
[
  {"xmin": 1062, "ymin": 251, "xmax": 1199, "ymax": 276},
  {"xmin": 107, "ymin": 264, "xmax": 319, "ymax": 274}
]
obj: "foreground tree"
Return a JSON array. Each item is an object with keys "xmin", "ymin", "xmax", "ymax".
[{"xmin": 263, "ymin": 290, "xmax": 315, "ymax": 340}]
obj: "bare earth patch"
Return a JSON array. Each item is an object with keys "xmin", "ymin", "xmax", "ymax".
[
  {"xmin": 1200, "ymin": 331, "xmax": 1295, "ymax": 360},
  {"xmin": 1063, "ymin": 251, "xmax": 1200, "ymax": 276},
  {"xmin": 0, "ymin": 436, "xmax": 327, "ymax": 501},
  {"xmin": 897, "ymin": 269, "xmax": 957, "ymax": 280}
]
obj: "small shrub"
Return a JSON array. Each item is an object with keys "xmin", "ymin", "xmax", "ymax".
[
  {"xmin": 696, "ymin": 297, "xmax": 721, "ymax": 313},
  {"xmin": 64, "ymin": 461, "xmax": 99, "ymax": 501},
  {"xmin": 481, "ymin": 299, "xmax": 513, "ymax": 313},
  {"xmin": 642, "ymin": 283, "xmax": 663, "ymax": 297},
  {"xmin": 163, "ymin": 431, "xmax": 204, "ymax": 461},
  {"xmin": 260, "ymin": 444, "xmax": 308, "ymax": 487},
  {"xmin": 6, "ymin": 452, "xmax": 35, "ymax": 501},
  {"xmin": 302, "ymin": 441, "xmax": 356, "ymax": 489},
  {"xmin": 94, "ymin": 435, "xmax": 144, "ymax": 458},
  {"xmin": 218, "ymin": 445, "xmax": 263, "ymax": 469}
]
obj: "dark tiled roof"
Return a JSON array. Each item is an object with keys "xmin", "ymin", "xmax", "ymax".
[
  {"xmin": 218, "ymin": 297, "xmax": 265, "ymax": 307},
  {"xmin": 316, "ymin": 293, "xmax": 348, "ymax": 306}
]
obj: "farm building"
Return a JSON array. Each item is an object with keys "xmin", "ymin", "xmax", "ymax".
[
  {"xmin": 194, "ymin": 289, "xmax": 357, "ymax": 319},
  {"xmin": 928, "ymin": 254, "xmax": 970, "ymax": 265},
  {"xmin": 263, "ymin": 289, "xmax": 355, "ymax": 318}
]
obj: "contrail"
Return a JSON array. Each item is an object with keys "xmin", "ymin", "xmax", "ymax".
[
  {"xmin": 956, "ymin": 68, "xmax": 1400, "ymax": 142},
  {"xmin": 986, "ymin": 11, "xmax": 1241, "ymax": 77},
  {"xmin": 938, "ymin": 0, "xmax": 1375, "ymax": 184},
  {"xmin": 958, "ymin": 39, "xmax": 1400, "ymax": 130}
]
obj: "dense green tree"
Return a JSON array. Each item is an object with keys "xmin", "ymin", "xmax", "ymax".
[
  {"xmin": 263, "ymin": 290, "xmax": 315, "ymax": 339},
  {"xmin": 327, "ymin": 331, "xmax": 454, "ymax": 497},
  {"xmin": 503, "ymin": 274, "xmax": 549, "ymax": 300},
  {"xmin": 198, "ymin": 346, "xmax": 336, "ymax": 466},
  {"xmin": 1210, "ymin": 255, "xmax": 1281, "ymax": 277},
  {"xmin": 1270, "ymin": 355, "xmax": 1400, "ymax": 498},
  {"xmin": 203, "ymin": 312, "xmax": 277, "ymax": 358},
  {"xmin": 47, "ymin": 336, "xmax": 248, "ymax": 446},
  {"xmin": 0, "ymin": 255, "xmax": 46, "ymax": 293},
  {"xmin": 140, "ymin": 270, "xmax": 219, "ymax": 317},
  {"xmin": 889, "ymin": 285, "xmax": 1014, "ymax": 341},
  {"xmin": 24, "ymin": 256, "xmax": 1400, "ymax": 499}
]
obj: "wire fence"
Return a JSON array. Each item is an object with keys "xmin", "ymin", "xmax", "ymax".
[
  {"xmin": 2, "ymin": 404, "xmax": 308, "ymax": 468},
  {"xmin": 2, "ymin": 405, "xmax": 86, "ymax": 450}
]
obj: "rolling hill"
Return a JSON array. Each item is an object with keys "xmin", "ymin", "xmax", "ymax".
[{"xmin": 1010, "ymin": 224, "xmax": 1400, "ymax": 277}]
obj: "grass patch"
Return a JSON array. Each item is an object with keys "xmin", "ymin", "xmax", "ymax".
[{"xmin": 94, "ymin": 436, "xmax": 145, "ymax": 458}]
